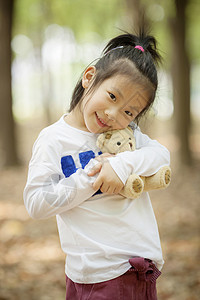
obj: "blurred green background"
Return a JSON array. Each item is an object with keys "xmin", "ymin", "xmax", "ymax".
[{"xmin": 0, "ymin": 0, "xmax": 199, "ymax": 299}]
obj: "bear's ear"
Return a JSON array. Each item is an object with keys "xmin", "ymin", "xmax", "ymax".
[{"xmin": 105, "ymin": 133, "xmax": 112, "ymax": 139}]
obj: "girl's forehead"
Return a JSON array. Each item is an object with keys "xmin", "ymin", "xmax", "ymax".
[
  {"xmin": 103, "ymin": 75, "xmax": 150, "ymax": 96},
  {"xmin": 104, "ymin": 74, "xmax": 131, "ymax": 85},
  {"xmin": 102, "ymin": 74, "xmax": 144, "ymax": 89}
]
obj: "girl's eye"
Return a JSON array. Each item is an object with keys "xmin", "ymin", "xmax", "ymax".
[
  {"xmin": 109, "ymin": 93, "xmax": 116, "ymax": 101},
  {"xmin": 125, "ymin": 111, "xmax": 133, "ymax": 117}
]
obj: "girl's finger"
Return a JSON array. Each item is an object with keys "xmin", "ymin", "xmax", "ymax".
[
  {"xmin": 106, "ymin": 186, "xmax": 114, "ymax": 195},
  {"xmin": 87, "ymin": 162, "xmax": 102, "ymax": 176},
  {"xmin": 93, "ymin": 177, "xmax": 103, "ymax": 191},
  {"xmin": 95, "ymin": 153, "xmax": 114, "ymax": 162},
  {"xmin": 100, "ymin": 153, "xmax": 114, "ymax": 158},
  {"xmin": 100, "ymin": 183, "xmax": 108, "ymax": 194}
]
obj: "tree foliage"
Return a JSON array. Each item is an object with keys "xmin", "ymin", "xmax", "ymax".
[{"xmin": 13, "ymin": 0, "xmax": 125, "ymax": 43}]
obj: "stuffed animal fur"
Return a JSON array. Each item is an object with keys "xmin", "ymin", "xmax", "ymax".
[{"xmin": 96, "ymin": 127, "xmax": 171, "ymax": 199}]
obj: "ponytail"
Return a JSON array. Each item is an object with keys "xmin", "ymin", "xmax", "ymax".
[
  {"xmin": 102, "ymin": 31, "xmax": 161, "ymax": 88},
  {"xmin": 103, "ymin": 31, "xmax": 161, "ymax": 65}
]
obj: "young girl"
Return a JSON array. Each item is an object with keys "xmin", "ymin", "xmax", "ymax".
[{"xmin": 24, "ymin": 31, "xmax": 170, "ymax": 300}]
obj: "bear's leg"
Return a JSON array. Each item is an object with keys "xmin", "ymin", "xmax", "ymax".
[
  {"xmin": 143, "ymin": 166, "xmax": 171, "ymax": 191},
  {"xmin": 120, "ymin": 174, "xmax": 144, "ymax": 199}
]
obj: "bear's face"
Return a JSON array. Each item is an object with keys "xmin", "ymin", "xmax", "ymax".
[{"xmin": 97, "ymin": 127, "xmax": 136, "ymax": 154}]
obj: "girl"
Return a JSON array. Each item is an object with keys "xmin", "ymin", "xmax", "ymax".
[{"xmin": 24, "ymin": 31, "xmax": 170, "ymax": 300}]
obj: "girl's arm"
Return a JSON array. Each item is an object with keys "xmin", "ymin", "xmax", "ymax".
[
  {"xmin": 106, "ymin": 127, "xmax": 170, "ymax": 185},
  {"xmin": 23, "ymin": 134, "xmax": 99, "ymax": 220}
]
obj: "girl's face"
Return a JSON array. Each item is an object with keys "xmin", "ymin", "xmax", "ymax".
[{"xmin": 79, "ymin": 66, "xmax": 150, "ymax": 134}]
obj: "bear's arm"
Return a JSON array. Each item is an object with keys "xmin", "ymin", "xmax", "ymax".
[{"xmin": 106, "ymin": 127, "xmax": 170, "ymax": 185}]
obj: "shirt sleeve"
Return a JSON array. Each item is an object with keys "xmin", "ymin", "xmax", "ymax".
[
  {"xmin": 107, "ymin": 126, "xmax": 170, "ymax": 185},
  {"xmin": 23, "ymin": 132, "xmax": 99, "ymax": 220}
]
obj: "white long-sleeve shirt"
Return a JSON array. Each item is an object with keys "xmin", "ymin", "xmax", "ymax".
[{"xmin": 24, "ymin": 114, "xmax": 170, "ymax": 283}]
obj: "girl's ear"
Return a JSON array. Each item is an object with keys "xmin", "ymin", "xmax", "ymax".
[{"xmin": 82, "ymin": 66, "xmax": 96, "ymax": 88}]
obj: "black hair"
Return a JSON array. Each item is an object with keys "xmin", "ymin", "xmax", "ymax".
[{"xmin": 69, "ymin": 29, "xmax": 161, "ymax": 123}]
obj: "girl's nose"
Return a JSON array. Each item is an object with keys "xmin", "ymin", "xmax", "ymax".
[{"xmin": 105, "ymin": 108, "xmax": 118, "ymax": 121}]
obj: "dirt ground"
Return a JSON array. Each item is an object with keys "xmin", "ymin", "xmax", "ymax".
[{"xmin": 0, "ymin": 118, "xmax": 199, "ymax": 300}]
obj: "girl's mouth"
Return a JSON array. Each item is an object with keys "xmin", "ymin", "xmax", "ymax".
[{"xmin": 95, "ymin": 112, "xmax": 109, "ymax": 128}]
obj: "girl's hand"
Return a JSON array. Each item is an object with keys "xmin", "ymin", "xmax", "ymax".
[
  {"xmin": 88, "ymin": 154, "xmax": 124, "ymax": 194},
  {"xmin": 87, "ymin": 153, "xmax": 114, "ymax": 177}
]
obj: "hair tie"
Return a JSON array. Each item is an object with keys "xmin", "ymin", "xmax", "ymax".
[{"xmin": 135, "ymin": 45, "xmax": 144, "ymax": 52}]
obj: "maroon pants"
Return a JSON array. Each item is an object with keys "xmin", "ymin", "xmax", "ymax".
[{"xmin": 65, "ymin": 257, "xmax": 161, "ymax": 300}]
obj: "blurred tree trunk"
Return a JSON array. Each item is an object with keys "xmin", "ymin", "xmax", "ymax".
[
  {"xmin": 0, "ymin": 0, "xmax": 19, "ymax": 168},
  {"xmin": 169, "ymin": 0, "xmax": 191, "ymax": 165}
]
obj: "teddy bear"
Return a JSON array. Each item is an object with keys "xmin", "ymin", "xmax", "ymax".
[{"xmin": 96, "ymin": 126, "xmax": 171, "ymax": 199}]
